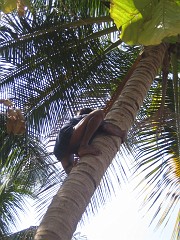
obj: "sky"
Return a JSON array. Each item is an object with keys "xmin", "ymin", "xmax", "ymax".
[
  {"xmin": 13, "ymin": 173, "xmax": 178, "ymax": 240},
  {"xmin": 78, "ymin": 185, "xmax": 177, "ymax": 240}
]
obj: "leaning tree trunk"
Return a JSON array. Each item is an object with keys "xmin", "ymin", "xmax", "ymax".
[{"xmin": 34, "ymin": 43, "xmax": 168, "ymax": 240}]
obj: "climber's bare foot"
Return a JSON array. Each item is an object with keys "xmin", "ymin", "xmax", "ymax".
[
  {"xmin": 101, "ymin": 122, "xmax": 127, "ymax": 142},
  {"xmin": 78, "ymin": 145, "xmax": 102, "ymax": 157}
]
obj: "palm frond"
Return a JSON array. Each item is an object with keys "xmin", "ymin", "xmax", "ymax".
[
  {"xmin": 171, "ymin": 210, "xmax": 180, "ymax": 240},
  {"xmin": 0, "ymin": 109, "xmax": 64, "ymax": 235},
  {"xmin": 128, "ymin": 73, "xmax": 180, "ymax": 229},
  {"xmin": 0, "ymin": 7, "xmax": 117, "ymax": 136}
]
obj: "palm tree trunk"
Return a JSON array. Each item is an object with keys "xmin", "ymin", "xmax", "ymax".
[{"xmin": 34, "ymin": 43, "xmax": 168, "ymax": 240}]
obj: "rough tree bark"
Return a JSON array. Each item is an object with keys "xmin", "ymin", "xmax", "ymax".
[{"xmin": 34, "ymin": 43, "xmax": 168, "ymax": 240}]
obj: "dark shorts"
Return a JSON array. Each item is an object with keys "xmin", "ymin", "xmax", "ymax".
[{"xmin": 54, "ymin": 125, "xmax": 74, "ymax": 161}]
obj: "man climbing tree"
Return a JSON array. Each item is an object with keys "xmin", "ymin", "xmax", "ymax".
[{"xmin": 54, "ymin": 108, "xmax": 126, "ymax": 174}]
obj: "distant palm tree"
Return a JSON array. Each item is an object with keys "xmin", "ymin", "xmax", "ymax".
[
  {"xmin": 0, "ymin": 0, "xmax": 179, "ymax": 239},
  {"xmin": 2, "ymin": 226, "xmax": 87, "ymax": 240}
]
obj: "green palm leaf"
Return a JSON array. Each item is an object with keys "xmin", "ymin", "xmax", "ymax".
[{"xmin": 129, "ymin": 73, "xmax": 180, "ymax": 230}]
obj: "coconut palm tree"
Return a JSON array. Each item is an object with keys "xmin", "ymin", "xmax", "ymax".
[
  {"xmin": 0, "ymin": 0, "xmax": 179, "ymax": 239},
  {"xmin": 34, "ymin": 43, "xmax": 170, "ymax": 240}
]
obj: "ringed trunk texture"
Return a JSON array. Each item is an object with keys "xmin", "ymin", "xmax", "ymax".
[{"xmin": 34, "ymin": 43, "xmax": 168, "ymax": 240}]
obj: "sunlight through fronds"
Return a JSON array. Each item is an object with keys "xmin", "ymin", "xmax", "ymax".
[{"xmin": 128, "ymin": 74, "xmax": 180, "ymax": 231}]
